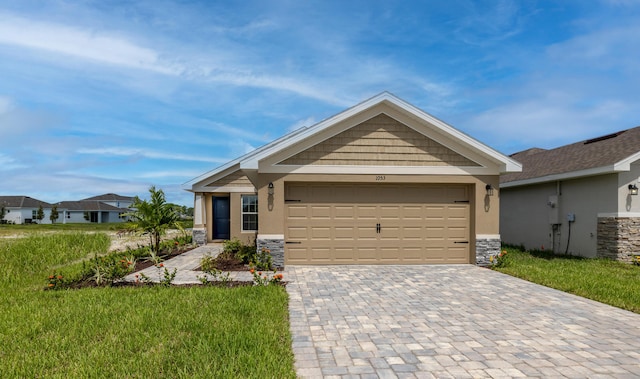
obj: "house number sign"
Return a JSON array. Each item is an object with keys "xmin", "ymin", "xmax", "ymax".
[{"xmin": 375, "ymin": 175, "xmax": 386, "ymax": 181}]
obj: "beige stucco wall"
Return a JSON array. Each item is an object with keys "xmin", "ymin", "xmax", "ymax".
[
  {"xmin": 257, "ymin": 173, "xmax": 501, "ymax": 260},
  {"xmin": 203, "ymin": 193, "xmax": 257, "ymax": 244},
  {"xmin": 501, "ymin": 174, "xmax": 617, "ymax": 257},
  {"xmin": 617, "ymin": 162, "xmax": 640, "ymax": 213}
]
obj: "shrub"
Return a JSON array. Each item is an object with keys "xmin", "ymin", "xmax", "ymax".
[
  {"xmin": 251, "ymin": 248, "xmax": 273, "ymax": 271},
  {"xmin": 222, "ymin": 238, "xmax": 243, "ymax": 255},
  {"xmin": 236, "ymin": 243, "xmax": 257, "ymax": 264}
]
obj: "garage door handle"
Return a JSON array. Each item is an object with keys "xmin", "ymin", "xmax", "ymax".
[
  {"xmin": 454, "ymin": 241, "xmax": 469, "ymax": 244},
  {"xmin": 285, "ymin": 241, "xmax": 301, "ymax": 244}
]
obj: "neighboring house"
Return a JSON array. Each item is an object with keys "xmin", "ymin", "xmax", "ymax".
[
  {"xmin": 0, "ymin": 196, "xmax": 53, "ymax": 224},
  {"xmin": 56, "ymin": 200, "xmax": 128, "ymax": 224},
  {"xmin": 80, "ymin": 193, "xmax": 135, "ymax": 210},
  {"xmin": 500, "ymin": 127, "xmax": 640, "ymax": 262},
  {"xmin": 184, "ymin": 92, "xmax": 521, "ymax": 267}
]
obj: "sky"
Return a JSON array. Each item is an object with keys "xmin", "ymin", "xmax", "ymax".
[{"xmin": 1, "ymin": 0, "xmax": 639, "ymax": 206}]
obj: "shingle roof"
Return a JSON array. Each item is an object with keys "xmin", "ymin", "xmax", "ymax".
[
  {"xmin": 501, "ymin": 126, "xmax": 640, "ymax": 185},
  {"xmin": 56, "ymin": 200, "xmax": 127, "ymax": 212},
  {"xmin": 0, "ymin": 196, "xmax": 53, "ymax": 208},
  {"xmin": 80, "ymin": 193, "xmax": 134, "ymax": 202}
]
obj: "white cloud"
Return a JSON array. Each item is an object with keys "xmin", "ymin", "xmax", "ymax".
[
  {"xmin": 137, "ymin": 170, "xmax": 205, "ymax": 179},
  {"xmin": 0, "ymin": 153, "xmax": 26, "ymax": 170},
  {"xmin": 0, "ymin": 13, "xmax": 180, "ymax": 75},
  {"xmin": 0, "ymin": 12, "xmax": 355, "ymax": 106},
  {"xmin": 77, "ymin": 147, "xmax": 227, "ymax": 163},
  {"xmin": 287, "ymin": 116, "xmax": 316, "ymax": 132},
  {"xmin": 0, "ymin": 96, "xmax": 13, "ymax": 113}
]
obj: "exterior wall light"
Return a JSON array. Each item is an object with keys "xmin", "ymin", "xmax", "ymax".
[
  {"xmin": 268, "ymin": 182, "xmax": 274, "ymax": 195},
  {"xmin": 629, "ymin": 184, "xmax": 638, "ymax": 196},
  {"xmin": 485, "ymin": 184, "xmax": 494, "ymax": 196}
]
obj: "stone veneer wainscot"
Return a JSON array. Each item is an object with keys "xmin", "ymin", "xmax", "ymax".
[
  {"xmin": 597, "ymin": 216, "xmax": 640, "ymax": 263},
  {"xmin": 476, "ymin": 235, "xmax": 501, "ymax": 267},
  {"xmin": 257, "ymin": 235, "xmax": 285, "ymax": 268}
]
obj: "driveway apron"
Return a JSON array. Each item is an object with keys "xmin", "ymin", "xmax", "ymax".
[{"xmin": 286, "ymin": 265, "xmax": 640, "ymax": 378}]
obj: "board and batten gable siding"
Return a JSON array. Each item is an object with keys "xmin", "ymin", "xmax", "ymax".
[
  {"xmin": 278, "ymin": 114, "xmax": 480, "ymax": 167},
  {"xmin": 205, "ymin": 170, "xmax": 254, "ymax": 188}
]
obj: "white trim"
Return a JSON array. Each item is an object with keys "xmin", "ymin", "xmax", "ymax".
[
  {"xmin": 598, "ymin": 212, "xmax": 640, "ymax": 218},
  {"xmin": 503, "ymin": 152, "xmax": 640, "ymax": 188},
  {"xmin": 501, "ymin": 165, "xmax": 619, "ymax": 188},
  {"xmin": 191, "ymin": 186, "xmax": 256, "ymax": 193},
  {"xmin": 476, "ymin": 234, "xmax": 501, "ymax": 240},
  {"xmin": 182, "ymin": 126, "xmax": 310, "ymax": 190},
  {"xmin": 257, "ymin": 234, "xmax": 285, "ymax": 240},
  {"xmin": 240, "ymin": 194, "xmax": 258, "ymax": 232},
  {"xmin": 259, "ymin": 165, "xmax": 500, "ymax": 175},
  {"xmin": 613, "ymin": 151, "xmax": 640, "ymax": 171}
]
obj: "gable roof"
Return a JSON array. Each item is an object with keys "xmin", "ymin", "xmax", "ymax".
[
  {"xmin": 81, "ymin": 193, "xmax": 134, "ymax": 202},
  {"xmin": 184, "ymin": 92, "xmax": 521, "ymax": 191},
  {"xmin": 0, "ymin": 196, "xmax": 53, "ymax": 208},
  {"xmin": 56, "ymin": 200, "xmax": 127, "ymax": 212},
  {"xmin": 501, "ymin": 126, "xmax": 640, "ymax": 187}
]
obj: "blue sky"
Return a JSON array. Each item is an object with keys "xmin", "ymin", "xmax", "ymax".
[{"xmin": 1, "ymin": 0, "xmax": 639, "ymax": 206}]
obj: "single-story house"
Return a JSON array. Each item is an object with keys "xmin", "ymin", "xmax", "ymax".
[
  {"xmin": 184, "ymin": 92, "xmax": 521, "ymax": 267},
  {"xmin": 80, "ymin": 193, "xmax": 135, "ymax": 210},
  {"xmin": 56, "ymin": 198, "xmax": 131, "ymax": 224},
  {"xmin": 0, "ymin": 196, "xmax": 53, "ymax": 224},
  {"xmin": 500, "ymin": 126, "xmax": 640, "ymax": 262}
]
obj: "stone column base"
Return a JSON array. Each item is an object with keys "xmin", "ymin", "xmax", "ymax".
[
  {"xmin": 257, "ymin": 235, "xmax": 285, "ymax": 268},
  {"xmin": 192, "ymin": 228, "xmax": 207, "ymax": 246},
  {"xmin": 476, "ymin": 235, "xmax": 501, "ymax": 266},
  {"xmin": 597, "ymin": 216, "xmax": 640, "ymax": 263}
]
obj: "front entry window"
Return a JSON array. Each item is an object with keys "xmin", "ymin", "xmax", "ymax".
[{"xmin": 241, "ymin": 195, "xmax": 258, "ymax": 231}]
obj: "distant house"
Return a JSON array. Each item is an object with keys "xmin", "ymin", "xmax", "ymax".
[
  {"xmin": 56, "ymin": 193, "xmax": 134, "ymax": 224},
  {"xmin": 0, "ymin": 196, "xmax": 53, "ymax": 224},
  {"xmin": 80, "ymin": 193, "xmax": 135, "ymax": 210},
  {"xmin": 500, "ymin": 127, "xmax": 640, "ymax": 262}
]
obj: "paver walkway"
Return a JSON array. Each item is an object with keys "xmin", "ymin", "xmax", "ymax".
[
  {"xmin": 286, "ymin": 265, "xmax": 640, "ymax": 378},
  {"xmin": 122, "ymin": 244, "xmax": 254, "ymax": 284}
]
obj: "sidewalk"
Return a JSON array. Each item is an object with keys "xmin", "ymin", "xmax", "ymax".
[{"xmin": 122, "ymin": 243, "xmax": 254, "ymax": 284}]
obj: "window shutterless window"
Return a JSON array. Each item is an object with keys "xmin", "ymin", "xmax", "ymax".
[{"xmin": 241, "ymin": 195, "xmax": 258, "ymax": 231}]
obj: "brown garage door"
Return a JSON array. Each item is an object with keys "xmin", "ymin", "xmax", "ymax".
[{"xmin": 285, "ymin": 183, "xmax": 470, "ymax": 264}]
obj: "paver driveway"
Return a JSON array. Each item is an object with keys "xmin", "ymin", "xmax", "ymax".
[{"xmin": 285, "ymin": 265, "xmax": 640, "ymax": 378}]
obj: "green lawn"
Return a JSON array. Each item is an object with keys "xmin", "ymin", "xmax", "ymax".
[
  {"xmin": 494, "ymin": 246, "xmax": 640, "ymax": 314},
  {"xmin": 0, "ymin": 220, "xmax": 194, "ymax": 237},
  {"xmin": 0, "ymin": 233, "xmax": 295, "ymax": 378}
]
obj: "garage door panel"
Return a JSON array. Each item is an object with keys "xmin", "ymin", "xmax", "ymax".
[
  {"xmin": 285, "ymin": 183, "xmax": 470, "ymax": 264},
  {"xmin": 357, "ymin": 205, "xmax": 377, "ymax": 219},
  {"xmin": 310, "ymin": 227, "xmax": 331, "ymax": 239},
  {"xmin": 380, "ymin": 226, "xmax": 400, "ymax": 240},
  {"xmin": 380, "ymin": 206, "xmax": 400, "ymax": 219},
  {"xmin": 288, "ymin": 227, "xmax": 308, "ymax": 240},
  {"xmin": 335, "ymin": 227, "xmax": 355, "ymax": 240},
  {"xmin": 356, "ymin": 247, "xmax": 378, "ymax": 261},
  {"xmin": 310, "ymin": 206, "xmax": 331, "ymax": 218},
  {"xmin": 402, "ymin": 226, "xmax": 423, "ymax": 239},
  {"xmin": 335, "ymin": 206, "xmax": 355, "ymax": 219},
  {"xmin": 288, "ymin": 247, "xmax": 308, "ymax": 262},
  {"xmin": 287, "ymin": 205, "xmax": 308, "ymax": 218}
]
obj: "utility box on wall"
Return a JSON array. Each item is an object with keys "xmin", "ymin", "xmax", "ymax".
[{"xmin": 548, "ymin": 195, "xmax": 559, "ymax": 224}]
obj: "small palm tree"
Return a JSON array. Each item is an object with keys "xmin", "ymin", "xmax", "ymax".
[{"xmin": 126, "ymin": 186, "xmax": 182, "ymax": 254}]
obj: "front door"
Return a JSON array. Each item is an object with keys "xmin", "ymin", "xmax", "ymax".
[{"xmin": 213, "ymin": 197, "xmax": 230, "ymax": 240}]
